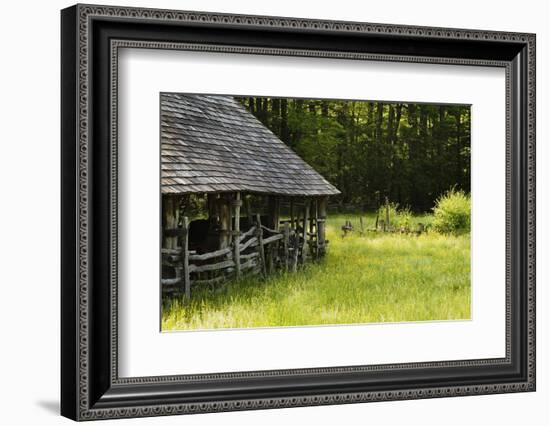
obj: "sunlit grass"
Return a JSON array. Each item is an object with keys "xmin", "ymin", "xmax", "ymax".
[{"xmin": 162, "ymin": 213, "xmax": 470, "ymax": 331}]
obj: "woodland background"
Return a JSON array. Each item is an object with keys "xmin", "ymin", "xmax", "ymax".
[{"xmin": 238, "ymin": 97, "xmax": 471, "ymax": 212}]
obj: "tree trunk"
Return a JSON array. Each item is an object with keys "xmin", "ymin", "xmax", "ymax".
[
  {"xmin": 280, "ymin": 98, "xmax": 289, "ymax": 142},
  {"xmin": 455, "ymin": 110, "xmax": 462, "ymax": 185},
  {"xmin": 271, "ymin": 98, "xmax": 281, "ymax": 135}
]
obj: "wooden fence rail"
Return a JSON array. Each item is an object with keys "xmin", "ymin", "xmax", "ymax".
[{"xmin": 162, "ymin": 214, "xmax": 325, "ymax": 297}]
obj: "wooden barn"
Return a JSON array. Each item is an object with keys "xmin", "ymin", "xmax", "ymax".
[{"xmin": 161, "ymin": 93, "xmax": 340, "ymax": 298}]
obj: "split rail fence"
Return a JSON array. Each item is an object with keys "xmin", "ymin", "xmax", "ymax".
[{"xmin": 162, "ymin": 212, "xmax": 327, "ymax": 298}]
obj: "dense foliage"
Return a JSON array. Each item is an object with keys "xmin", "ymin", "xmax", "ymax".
[
  {"xmin": 237, "ymin": 97, "xmax": 471, "ymax": 212},
  {"xmin": 432, "ymin": 188, "xmax": 471, "ymax": 235}
]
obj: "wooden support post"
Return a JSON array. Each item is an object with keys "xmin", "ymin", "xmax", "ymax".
[
  {"xmin": 233, "ymin": 192, "xmax": 241, "ymax": 278},
  {"xmin": 267, "ymin": 196, "xmax": 280, "ymax": 273},
  {"xmin": 227, "ymin": 194, "xmax": 233, "ymax": 243},
  {"xmin": 207, "ymin": 193, "xmax": 218, "ymax": 221},
  {"xmin": 308, "ymin": 200, "xmax": 314, "ymax": 235},
  {"xmin": 313, "ymin": 199, "xmax": 319, "ymax": 259},
  {"xmin": 164, "ymin": 194, "xmax": 183, "ymax": 248},
  {"xmin": 290, "ymin": 198, "xmax": 295, "ymax": 231},
  {"xmin": 255, "ymin": 214, "xmax": 267, "ymax": 277},
  {"xmin": 245, "ymin": 195, "xmax": 253, "ymax": 228},
  {"xmin": 291, "ymin": 229, "xmax": 299, "ymax": 272},
  {"xmin": 318, "ymin": 196, "xmax": 328, "ymax": 257},
  {"xmin": 182, "ymin": 216, "xmax": 190, "ymax": 299},
  {"xmin": 359, "ymin": 216, "xmax": 364, "ymax": 236},
  {"xmin": 268, "ymin": 196, "xmax": 280, "ymax": 231},
  {"xmin": 283, "ymin": 222, "xmax": 290, "ymax": 271},
  {"xmin": 218, "ymin": 195, "xmax": 231, "ymax": 248},
  {"xmin": 162, "ymin": 195, "xmax": 170, "ymax": 249},
  {"xmin": 163, "ymin": 195, "xmax": 178, "ymax": 250},
  {"xmin": 301, "ymin": 199, "xmax": 309, "ymax": 264}
]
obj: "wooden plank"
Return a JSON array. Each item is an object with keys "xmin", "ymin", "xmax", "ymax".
[
  {"xmin": 255, "ymin": 214, "xmax": 267, "ymax": 277},
  {"xmin": 260, "ymin": 224, "xmax": 280, "ymax": 234},
  {"xmin": 291, "ymin": 231, "xmax": 299, "ymax": 272},
  {"xmin": 290, "ymin": 198, "xmax": 295, "ymax": 231},
  {"xmin": 262, "ymin": 233, "xmax": 283, "ymax": 245},
  {"xmin": 192, "ymin": 275, "xmax": 225, "ymax": 286},
  {"xmin": 227, "ymin": 194, "xmax": 233, "ymax": 244},
  {"xmin": 238, "ymin": 225, "xmax": 256, "ymax": 242},
  {"xmin": 313, "ymin": 199, "xmax": 319, "ymax": 259},
  {"xmin": 268, "ymin": 195, "xmax": 280, "ymax": 273},
  {"xmin": 240, "ymin": 258, "xmax": 258, "ymax": 270},
  {"xmin": 161, "ymin": 248, "xmax": 182, "ymax": 255},
  {"xmin": 163, "ymin": 195, "xmax": 178, "ymax": 250},
  {"xmin": 318, "ymin": 196, "xmax": 328, "ymax": 257},
  {"xmin": 283, "ymin": 222, "xmax": 290, "ymax": 271},
  {"xmin": 161, "ymin": 277, "xmax": 181, "ymax": 286},
  {"xmin": 190, "ymin": 259, "xmax": 235, "ymax": 273},
  {"xmin": 240, "ymin": 236, "xmax": 258, "ymax": 252},
  {"xmin": 268, "ymin": 196, "xmax": 280, "ymax": 232},
  {"xmin": 240, "ymin": 252, "xmax": 259, "ymax": 260},
  {"xmin": 218, "ymin": 195, "xmax": 231, "ymax": 248},
  {"xmin": 301, "ymin": 200, "xmax": 309, "ymax": 264},
  {"xmin": 189, "ymin": 247, "xmax": 231, "ymax": 261},
  {"xmin": 182, "ymin": 216, "xmax": 190, "ymax": 299},
  {"xmin": 234, "ymin": 192, "xmax": 241, "ymax": 278}
]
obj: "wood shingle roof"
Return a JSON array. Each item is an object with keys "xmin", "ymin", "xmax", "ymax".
[{"xmin": 161, "ymin": 93, "xmax": 340, "ymax": 197}]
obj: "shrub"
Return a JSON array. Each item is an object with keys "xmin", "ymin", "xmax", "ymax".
[
  {"xmin": 395, "ymin": 207, "xmax": 414, "ymax": 232},
  {"xmin": 376, "ymin": 202, "xmax": 398, "ymax": 227},
  {"xmin": 376, "ymin": 202, "xmax": 414, "ymax": 231},
  {"xmin": 432, "ymin": 188, "xmax": 471, "ymax": 235}
]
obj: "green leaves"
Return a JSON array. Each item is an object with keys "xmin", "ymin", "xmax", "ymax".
[
  {"xmin": 433, "ymin": 188, "xmax": 471, "ymax": 235},
  {"xmin": 237, "ymin": 97, "xmax": 471, "ymax": 212}
]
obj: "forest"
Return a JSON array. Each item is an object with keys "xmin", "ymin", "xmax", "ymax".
[{"xmin": 237, "ymin": 97, "xmax": 471, "ymax": 212}]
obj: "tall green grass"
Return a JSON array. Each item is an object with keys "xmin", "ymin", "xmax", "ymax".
[{"xmin": 162, "ymin": 213, "xmax": 470, "ymax": 331}]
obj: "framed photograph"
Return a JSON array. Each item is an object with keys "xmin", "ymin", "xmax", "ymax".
[{"xmin": 61, "ymin": 4, "xmax": 536, "ymax": 421}]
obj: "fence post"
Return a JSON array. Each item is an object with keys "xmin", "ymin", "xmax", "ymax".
[
  {"xmin": 255, "ymin": 214, "xmax": 267, "ymax": 277},
  {"xmin": 283, "ymin": 222, "xmax": 290, "ymax": 271},
  {"xmin": 317, "ymin": 196, "xmax": 327, "ymax": 257},
  {"xmin": 313, "ymin": 199, "xmax": 319, "ymax": 259},
  {"xmin": 290, "ymin": 198, "xmax": 295, "ymax": 231},
  {"xmin": 182, "ymin": 216, "xmax": 190, "ymax": 299},
  {"xmin": 245, "ymin": 195, "xmax": 253, "ymax": 228},
  {"xmin": 301, "ymin": 200, "xmax": 310, "ymax": 264},
  {"xmin": 233, "ymin": 192, "xmax": 241, "ymax": 278}
]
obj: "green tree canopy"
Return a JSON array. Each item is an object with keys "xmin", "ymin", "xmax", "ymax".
[{"xmin": 237, "ymin": 97, "xmax": 470, "ymax": 212}]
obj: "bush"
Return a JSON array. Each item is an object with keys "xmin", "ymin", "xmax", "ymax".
[
  {"xmin": 432, "ymin": 188, "xmax": 471, "ymax": 235},
  {"xmin": 395, "ymin": 207, "xmax": 414, "ymax": 232},
  {"xmin": 376, "ymin": 202, "xmax": 414, "ymax": 231},
  {"xmin": 376, "ymin": 201, "xmax": 398, "ymax": 222}
]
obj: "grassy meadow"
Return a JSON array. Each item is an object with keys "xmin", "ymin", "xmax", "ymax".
[{"xmin": 161, "ymin": 212, "xmax": 471, "ymax": 331}]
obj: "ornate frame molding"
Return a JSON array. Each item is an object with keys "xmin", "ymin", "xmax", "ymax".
[{"xmin": 61, "ymin": 4, "xmax": 536, "ymax": 421}]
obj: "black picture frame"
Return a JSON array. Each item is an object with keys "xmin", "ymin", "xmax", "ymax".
[{"xmin": 61, "ymin": 4, "xmax": 536, "ymax": 421}]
